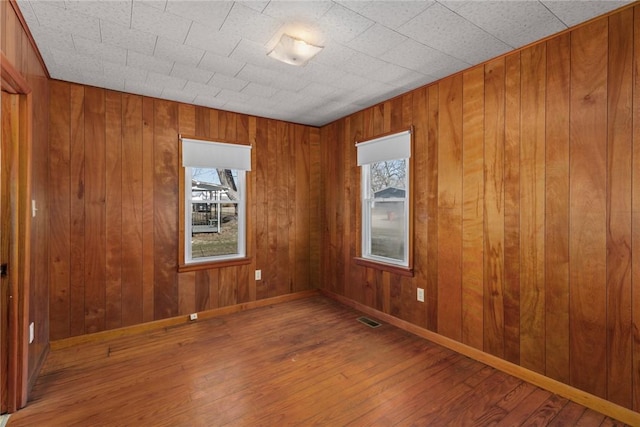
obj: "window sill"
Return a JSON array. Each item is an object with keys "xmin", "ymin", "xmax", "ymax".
[
  {"xmin": 353, "ymin": 257, "xmax": 414, "ymax": 277},
  {"xmin": 178, "ymin": 257, "xmax": 252, "ymax": 273}
]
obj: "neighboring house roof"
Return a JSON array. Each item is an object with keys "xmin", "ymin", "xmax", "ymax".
[
  {"xmin": 192, "ymin": 180, "xmax": 231, "ymax": 202},
  {"xmin": 374, "ymin": 187, "xmax": 405, "ymax": 199},
  {"xmin": 192, "ymin": 180, "xmax": 228, "ymax": 192}
]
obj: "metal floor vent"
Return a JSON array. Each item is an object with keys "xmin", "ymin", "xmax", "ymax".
[{"xmin": 357, "ymin": 316, "xmax": 382, "ymax": 328}]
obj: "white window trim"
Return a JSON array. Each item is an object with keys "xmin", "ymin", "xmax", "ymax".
[
  {"xmin": 184, "ymin": 167, "xmax": 246, "ymax": 264},
  {"xmin": 356, "ymin": 130, "xmax": 412, "ymax": 268},
  {"xmin": 180, "ymin": 136, "xmax": 251, "ymax": 265}
]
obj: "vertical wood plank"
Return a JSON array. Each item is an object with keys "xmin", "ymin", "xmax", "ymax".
[
  {"xmin": 105, "ymin": 91, "xmax": 122, "ymax": 330},
  {"xmin": 412, "ymin": 87, "xmax": 429, "ymax": 329},
  {"xmin": 153, "ymin": 100, "xmax": 179, "ymax": 319},
  {"xmin": 309, "ymin": 128, "xmax": 321, "ymax": 290},
  {"xmin": 177, "ymin": 104, "xmax": 196, "ymax": 313},
  {"xmin": 178, "ymin": 272, "xmax": 196, "ymax": 315},
  {"xmin": 237, "ymin": 264, "xmax": 250, "ymax": 303},
  {"xmin": 437, "ymin": 74, "xmax": 463, "ymax": 341},
  {"xmin": 606, "ymin": 9, "xmax": 633, "ymax": 408},
  {"xmin": 266, "ymin": 120, "xmax": 278, "ymax": 297},
  {"xmin": 295, "ymin": 126, "xmax": 311, "ymax": 292},
  {"xmin": 519, "ymin": 43, "xmax": 546, "ymax": 374},
  {"xmin": 426, "ymin": 84, "xmax": 439, "ymax": 332},
  {"xmin": 461, "ymin": 65, "xmax": 485, "ymax": 351},
  {"xmin": 208, "ymin": 269, "xmax": 219, "ymax": 309},
  {"xmin": 121, "ymin": 94, "xmax": 144, "ymax": 327},
  {"xmin": 141, "ymin": 98, "xmax": 155, "ymax": 322},
  {"xmin": 341, "ymin": 119, "xmax": 351, "ymax": 302},
  {"xmin": 284, "ymin": 123, "xmax": 295, "ymax": 294},
  {"xmin": 503, "ymin": 52, "xmax": 521, "ymax": 365},
  {"xmin": 246, "ymin": 116, "xmax": 258, "ymax": 302},
  {"xmin": 69, "ymin": 84, "xmax": 86, "ymax": 337},
  {"xmin": 195, "ymin": 106, "xmax": 211, "ymax": 139},
  {"xmin": 632, "ymin": 5, "xmax": 640, "ymax": 412},
  {"xmin": 48, "ymin": 81, "xmax": 71, "ymax": 340},
  {"xmin": 83, "ymin": 87, "xmax": 107, "ymax": 334},
  {"xmin": 545, "ymin": 33, "xmax": 571, "ymax": 384},
  {"xmin": 333, "ymin": 120, "xmax": 346, "ymax": 298},
  {"xmin": 483, "ymin": 58, "xmax": 505, "ymax": 358},
  {"xmin": 348, "ymin": 113, "xmax": 364, "ymax": 304},
  {"xmin": 569, "ymin": 18, "xmax": 608, "ymax": 398},
  {"xmin": 219, "ymin": 267, "xmax": 237, "ymax": 307},
  {"xmin": 194, "ymin": 270, "xmax": 210, "ymax": 311},
  {"xmin": 255, "ymin": 118, "xmax": 268, "ymax": 300}
]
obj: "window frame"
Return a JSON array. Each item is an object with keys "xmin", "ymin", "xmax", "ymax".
[
  {"xmin": 178, "ymin": 136, "xmax": 252, "ymax": 272},
  {"xmin": 354, "ymin": 128, "xmax": 414, "ymax": 276}
]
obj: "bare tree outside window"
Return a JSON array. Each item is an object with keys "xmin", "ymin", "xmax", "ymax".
[{"xmin": 369, "ymin": 160, "xmax": 406, "ymax": 193}]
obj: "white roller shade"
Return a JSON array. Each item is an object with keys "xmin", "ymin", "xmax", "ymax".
[
  {"xmin": 181, "ymin": 138, "xmax": 252, "ymax": 171},
  {"xmin": 356, "ymin": 130, "xmax": 411, "ymax": 165}
]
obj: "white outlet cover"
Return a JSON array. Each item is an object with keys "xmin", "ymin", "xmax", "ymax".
[
  {"xmin": 417, "ymin": 288, "xmax": 425, "ymax": 302},
  {"xmin": 29, "ymin": 322, "xmax": 35, "ymax": 343}
]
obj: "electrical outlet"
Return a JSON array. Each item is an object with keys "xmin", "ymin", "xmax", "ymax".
[
  {"xmin": 255, "ymin": 270, "xmax": 262, "ymax": 280},
  {"xmin": 32, "ymin": 200, "xmax": 37, "ymax": 218},
  {"xmin": 189, "ymin": 313, "xmax": 198, "ymax": 321},
  {"xmin": 417, "ymin": 288, "xmax": 425, "ymax": 302},
  {"xmin": 29, "ymin": 322, "xmax": 35, "ymax": 343}
]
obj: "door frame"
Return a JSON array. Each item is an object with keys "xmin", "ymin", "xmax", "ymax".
[{"xmin": 1, "ymin": 51, "xmax": 32, "ymax": 412}]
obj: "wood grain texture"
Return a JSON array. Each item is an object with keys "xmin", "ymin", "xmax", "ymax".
[
  {"xmin": 461, "ymin": 65, "xmax": 484, "ymax": 351},
  {"xmin": 6, "ymin": 297, "xmax": 624, "ymax": 427},
  {"xmin": 437, "ymin": 74, "xmax": 463, "ymax": 341},
  {"xmin": 4, "ymin": 1, "xmax": 51, "ymax": 404},
  {"xmin": 141, "ymin": 97, "xmax": 155, "ymax": 323},
  {"xmin": 519, "ymin": 43, "xmax": 546, "ymax": 374},
  {"xmin": 412, "ymin": 87, "xmax": 429, "ymax": 329},
  {"xmin": 544, "ymin": 33, "xmax": 571, "ymax": 385},
  {"xmin": 48, "ymin": 81, "xmax": 71, "ymax": 340},
  {"xmin": 121, "ymin": 94, "xmax": 143, "ymax": 327},
  {"xmin": 105, "ymin": 90, "xmax": 122, "ymax": 330},
  {"xmin": 47, "ymin": 85, "xmax": 317, "ymax": 340},
  {"xmin": 83, "ymin": 86, "xmax": 106, "ymax": 335},
  {"xmin": 318, "ymin": 4, "xmax": 640, "ymax": 414},
  {"xmin": 426, "ymin": 85, "xmax": 439, "ymax": 332},
  {"xmin": 606, "ymin": 8, "xmax": 633, "ymax": 408},
  {"xmin": 483, "ymin": 58, "xmax": 505, "ymax": 358},
  {"xmin": 69, "ymin": 85, "xmax": 86, "ymax": 337},
  {"xmin": 569, "ymin": 18, "xmax": 608, "ymax": 399},
  {"xmin": 633, "ymin": 5, "xmax": 640, "ymax": 413},
  {"xmin": 153, "ymin": 100, "xmax": 179, "ymax": 320},
  {"xmin": 503, "ymin": 52, "xmax": 521, "ymax": 366}
]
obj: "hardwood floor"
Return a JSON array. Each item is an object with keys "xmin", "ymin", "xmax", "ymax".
[{"xmin": 8, "ymin": 296, "xmax": 626, "ymax": 426}]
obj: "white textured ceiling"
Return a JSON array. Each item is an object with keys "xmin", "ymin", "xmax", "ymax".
[{"xmin": 16, "ymin": 0, "xmax": 632, "ymax": 126}]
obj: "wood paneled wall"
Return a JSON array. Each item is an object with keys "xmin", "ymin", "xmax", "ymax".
[
  {"xmin": 1, "ymin": 0, "xmax": 50, "ymax": 391},
  {"xmin": 320, "ymin": 6, "xmax": 640, "ymax": 412},
  {"xmin": 48, "ymin": 81, "xmax": 320, "ymax": 340}
]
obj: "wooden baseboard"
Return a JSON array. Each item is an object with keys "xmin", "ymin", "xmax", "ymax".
[
  {"xmin": 51, "ymin": 290, "xmax": 320, "ymax": 351},
  {"xmin": 321, "ymin": 289, "xmax": 640, "ymax": 426}
]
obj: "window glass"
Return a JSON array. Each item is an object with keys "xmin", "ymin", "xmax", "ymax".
[
  {"xmin": 362, "ymin": 159, "xmax": 408, "ymax": 265},
  {"xmin": 185, "ymin": 167, "xmax": 246, "ymax": 263}
]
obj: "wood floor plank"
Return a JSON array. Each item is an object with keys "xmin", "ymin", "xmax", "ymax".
[{"xmin": 8, "ymin": 297, "xmax": 624, "ymax": 426}]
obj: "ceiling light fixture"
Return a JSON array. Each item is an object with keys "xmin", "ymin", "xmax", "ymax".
[{"xmin": 267, "ymin": 34, "xmax": 323, "ymax": 66}]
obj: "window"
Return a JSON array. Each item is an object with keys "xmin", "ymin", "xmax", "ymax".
[
  {"xmin": 357, "ymin": 130, "xmax": 412, "ymax": 268},
  {"xmin": 180, "ymin": 137, "xmax": 251, "ymax": 267}
]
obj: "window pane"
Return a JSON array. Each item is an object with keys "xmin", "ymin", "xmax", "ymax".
[
  {"xmin": 369, "ymin": 200, "xmax": 406, "ymax": 261},
  {"xmin": 188, "ymin": 168, "xmax": 243, "ymax": 260},
  {"xmin": 368, "ymin": 159, "xmax": 406, "ymax": 195},
  {"xmin": 190, "ymin": 202, "xmax": 239, "ymax": 258}
]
